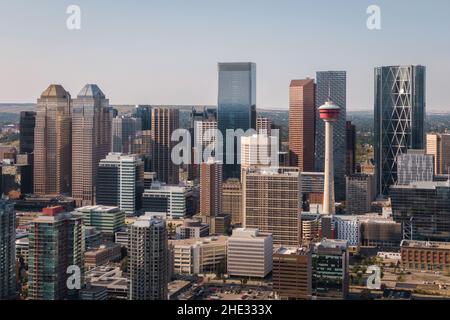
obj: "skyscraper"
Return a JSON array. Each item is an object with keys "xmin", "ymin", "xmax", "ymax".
[
  {"xmin": 346, "ymin": 174, "xmax": 375, "ymax": 215},
  {"xmin": 129, "ymin": 213, "xmax": 168, "ymax": 300},
  {"xmin": 28, "ymin": 206, "xmax": 84, "ymax": 300},
  {"xmin": 257, "ymin": 116, "xmax": 272, "ymax": 136},
  {"xmin": 427, "ymin": 133, "xmax": 450, "ymax": 175},
  {"xmin": 397, "ymin": 150, "xmax": 434, "ymax": 185},
  {"xmin": 0, "ymin": 200, "xmax": 16, "ymax": 299},
  {"xmin": 151, "ymin": 107, "xmax": 180, "ymax": 185},
  {"xmin": 218, "ymin": 62, "xmax": 257, "ymax": 180},
  {"xmin": 315, "ymin": 71, "xmax": 347, "ymax": 201},
  {"xmin": 289, "ymin": 79, "xmax": 315, "ymax": 172},
  {"xmin": 374, "ymin": 65, "xmax": 426, "ymax": 195},
  {"xmin": 97, "ymin": 153, "xmax": 144, "ymax": 215},
  {"xmin": 242, "ymin": 167, "xmax": 301, "ymax": 246},
  {"xmin": 34, "ymin": 84, "xmax": 72, "ymax": 196},
  {"xmin": 111, "ymin": 116, "xmax": 141, "ymax": 154},
  {"xmin": 19, "ymin": 111, "xmax": 36, "ymax": 154},
  {"xmin": 222, "ymin": 178, "xmax": 243, "ymax": 226},
  {"xmin": 200, "ymin": 158, "xmax": 223, "ymax": 218},
  {"xmin": 346, "ymin": 121, "xmax": 356, "ymax": 175},
  {"xmin": 72, "ymin": 84, "xmax": 112, "ymax": 207},
  {"xmin": 133, "ymin": 105, "xmax": 152, "ymax": 131}
]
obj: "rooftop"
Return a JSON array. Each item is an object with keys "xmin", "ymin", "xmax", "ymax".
[
  {"xmin": 40, "ymin": 84, "xmax": 69, "ymax": 98},
  {"xmin": 401, "ymin": 240, "xmax": 450, "ymax": 250},
  {"xmin": 78, "ymin": 84, "xmax": 105, "ymax": 98}
]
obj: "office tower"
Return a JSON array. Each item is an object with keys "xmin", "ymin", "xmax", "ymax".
[
  {"xmin": 1, "ymin": 154, "xmax": 33, "ymax": 197},
  {"xmin": 300, "ymin": 172, "xmax": 325, "ymax": 211},
  {"xmin": 170, "ymin": 235, "xmax": 227, "ymax": 275},
  {"xmin": 129, "ymin": 214, "xmax": 168, "ymax": 300},
  {"xmin": 0, "ymin": 200, "xmax": 16, "ymax": 299},
  {"xmin": 34, "ymin": 84, "xmax": 72, "ymax": 196},
  {"xmin": 227, "ymin": 228, "xmax": 273, "ymax": 278},
  {"xmin": 28, "ymin": 206, "xmax": 84, "ymax": 300},
  {"xmin": 289, "ymin": 79, "xmax": 315, "ymax": 172},
  {"xmin": 315, "ymin": 71, "xmax": 347, "ymax": 201},
  {"xmin": 151, "ymin": 108, "xmax": 180, "ymax": 185},
  {"xmin": 311, "ymin": 239, "xmax": 349, "ymax": 300},
  {"xmin": 194, "ymin": 120, "xmax": 218, "ymax": 163},
  {"xmin": 242, "ymin": 167, "xmax": 301, "ymax": 246},
  {"xmin": 19, "ymin": 111, "xmax": 36, "ymax": 154},
  {"xmin": 257, "ymin": 116, "xmax": 272, "ymax": 136},
  {"xmin": 397, "ymin": 150, "xmax": 434, "ymax": 185},
  {"xmin": 334, "ymin": 216, "xmax": 360, "ymax": 246},
  {"xmin": 427, "ymin": 133, "xmax": 450, "ymax": 175},
  {"xmin": 359, "ymin": 216, "xmax": 402, "ymax": 247},
  {"xmin": 346, "ymin": 174, "xmax": 375, "ymax": 215},
  {"xmin": 391, "ymin": 180, "xmax": 450, "ymax": 241},
  {"xmin": 346, "ymin": 121, "xmax": 356, "ymax": 175},
  {"xmin": 218, "ymin": 62, "xmax": 257, "ymax": 180},
  {"xmin": 273, "ymin": 247, "xmax": 312, "ymax": 300},
  {"xmin": 133, "ymin": 105, "xmax": 152, "ymax": 131},
  {"xmin": 222, "ymin": 178, "xmax": 243, "ymax": 225},
  {"xmin": 200, "ymin": 158, "xmax": 222, "ymax": 218},
  {"xmin": 75, "ymin": 206, "xmax": 125, "ymax": 242},
  {"xmin": 72, "ymin": 84, "xmax": 112, "ymax": 207},
  {"xmin": 111, "ymin": 116, "xmax": 141, "ymax": 154},
  {"xmin": 374, "ymin": 65, "xmax": 426, "ymax": 195},
  {"xmin": 142, "ymin": 183, "xmax": 194, "ymax": 219},
  {"xmin": 240, "ymin": 134, "xmax": 275, "ymax": 171},
  {"xmin": 319, "ymin": 101, "xmax": 341, "ymax": 215},
  {"xmin": 97, "ymin": 153, "xmax": 144, "ymax": 215}
]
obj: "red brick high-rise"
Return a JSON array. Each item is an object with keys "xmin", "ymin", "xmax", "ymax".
[{"xmin": 289, "ymin": 79, "xmax": 315, "ymax": 172}]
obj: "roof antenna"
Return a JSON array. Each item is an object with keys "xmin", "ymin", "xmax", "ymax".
[{"xmin": 327, "ymin": 80, "xmax": 331, "ymax": 102}]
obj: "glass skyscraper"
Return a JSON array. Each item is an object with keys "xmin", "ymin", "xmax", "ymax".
[
  {"xmin": 374, "ymin": 65, "xmax": 426, "ymax": 195},
  {"xmin": 218, "ymin": 62, "xmax": 256, "ymax": 179}
]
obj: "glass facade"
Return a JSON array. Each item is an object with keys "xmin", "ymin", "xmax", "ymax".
[
  {"xmin": 374, "ymin": 66, "xmax": 426, "ymax": 195},
  {"xmin": 218, "ymin": 62, "xmax": 256, "ymax": 179}
]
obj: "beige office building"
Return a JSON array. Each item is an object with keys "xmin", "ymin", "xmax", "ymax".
[
  {"xmin": 222, "ymin": 179, "xmax": 243, "ymax": 226},
  {"xmin": 169, "ymin": 236, "xmax": 228, "ymax": 275},
  {"xmin": 34, "ymin": 85, "xmax": 72, "ymax": 196},
  {"xmin": 242, "ymin": 167, "xmax": 301, "ymax": 246},
  {"xmin": 427, "ymin": 133, "xmax": 450, "ymax": 175},
  {"xmin": 227, "ymin": 228, "xmax": 273, "ymax": 278},
  {"xmin": 72, "ymin": 84, "xmax": 112, "ymax": 206}
]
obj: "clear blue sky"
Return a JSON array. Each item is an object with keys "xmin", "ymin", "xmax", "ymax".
[{"xmin": 1, "ymin": 0, "xmax": 449, "ymax": 110}]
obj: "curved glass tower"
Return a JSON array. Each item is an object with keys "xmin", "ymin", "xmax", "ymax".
[{"xmin": 374, "ymin": 65, "xmax": 426, "ymax": 196}]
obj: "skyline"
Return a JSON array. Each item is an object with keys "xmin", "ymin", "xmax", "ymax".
[{"xmin": 1, "ymin": 0, "xmax": 450, "ymax": 110}]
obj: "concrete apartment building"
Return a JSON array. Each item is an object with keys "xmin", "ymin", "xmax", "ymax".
[{"xmin": 227, "ymin": 228, "xmax": 273, "ymax": 278}]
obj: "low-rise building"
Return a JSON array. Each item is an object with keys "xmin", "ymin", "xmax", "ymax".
[
  {"xmin": 74, "ymin": 206, "xmax": 125, "ymax": 242},
  {"xmin": 85, "ymin": 243, "xmax": 122, "ymax": 270},
  {"xmin": 176, "ymin": 219, "xmax": 210, "ymax": 239},
  {"xmin": 401, "ymin": 240, "xmax": 450, "ymax": 271}
]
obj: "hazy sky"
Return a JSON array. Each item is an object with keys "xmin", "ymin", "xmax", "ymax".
[{"xmin": 1, "ymin": 0, "xmax": 450, "ymax": 110}]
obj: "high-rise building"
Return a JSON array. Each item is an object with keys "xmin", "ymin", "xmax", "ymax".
[
  {"xmin": 141, "ymin": 183, "xmax": 194, "ymax": 219},
  {"xmin": 111, "ymin": 116, "xmax": 141, "ymax": 154},
  {"xmin": 72, "ymin": 84, "xmax": 112, "ymax": 207},
  {"xmin": 374, "ymin": 65, "xmax": 426, "ymax": 195},
  {"xmin": 222, "ymin": 179, "xmax": 243, "ymax": 226},
  {"xmin": 97, "ymin": 153, "xmax": 144, "ymax": 215},
  {"xmin": 151, "ymin": 107, "xmax": 180, "ymax": 185},
  {"xmin": 311, "ymin": 239, "xmax": 349, "ymax": 300},
  {"xmin": 0, "ymin": 200, "xmax": 16, "ymax": 299},
  {"xmin": 129, "ymin": 214, "xmax": 168, "ymax": 300},
  {"xmin": 240, "ymin": 134, "xmax": 275, "ymax": 171},
  {"xmin": 227, "ymin": 228, "xmax": 273, "ymax": 278},
  {"xmin": 19, "ymin": 111, "xmax": 36, "ymax": 154},
  {"xmin": 346, "ymin": 174, "xmax": 375, "ymax": 215},
  {"xmin": 257, "ymin": 116, "xmax": 272, "ymax": 136},
  {"xmin": 133, "ymin": 105, "xmax": 152, "ymax": 131},
  {"xmin": 391, "ymin": 180, "xmax": 450, "ymax": 241},
  {"xmin": 289, "ymin": 79, "xmax": 315, "ymax": 172},
  {"xmin": 346, "ymin": 121, "xmax": 356, "ymax": 175},
  {"xmin": 273, "ymin": 247, "xmax": 312, "ymax": 300},
  {"xmin": 34, "ymin": 84, "xmax": 72, "ymax": 196},
  {"xmin": 200, "ymin": 158, "xmax": 222, "ymax": 218},
  {"xmin": 427, "ymin": 133, "xmax": 450, "ymax": 175},
  {"xmin": 397, "ymin": 150, "xmax": 434, "ymax": 185},
  {"xmin": 315, "ymin": 71, "xmax": 347, "ymax": 201},
  {"xmin": 218, "ymin": 62, "xmax": 257, "ymax": 180},
  {"xmin": 28, "ymin": 206, "xmax": 84, "ymax": 300},
  {"xmin": 242, "ymin": 167, "xmax": 301, "ymax": 246},
  {"xmin": 74, "ymin": 206, "xmax": 126, "ymax": 242}
]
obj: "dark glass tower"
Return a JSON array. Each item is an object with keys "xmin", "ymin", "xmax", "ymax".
[
  {"xmin": 133, "ymin": 105, "xmax": 152, "ymax": 131},
  {"xmin": 19, "ymin": 111, "xmax": 36, "ymax": 154},
  {"xmin": 218, "ymin": 62, "xmax": 256, "ymax": 180},
  {"xmin": 374, "ymin": 65, "xmax": 426, "ymax": 195}
]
